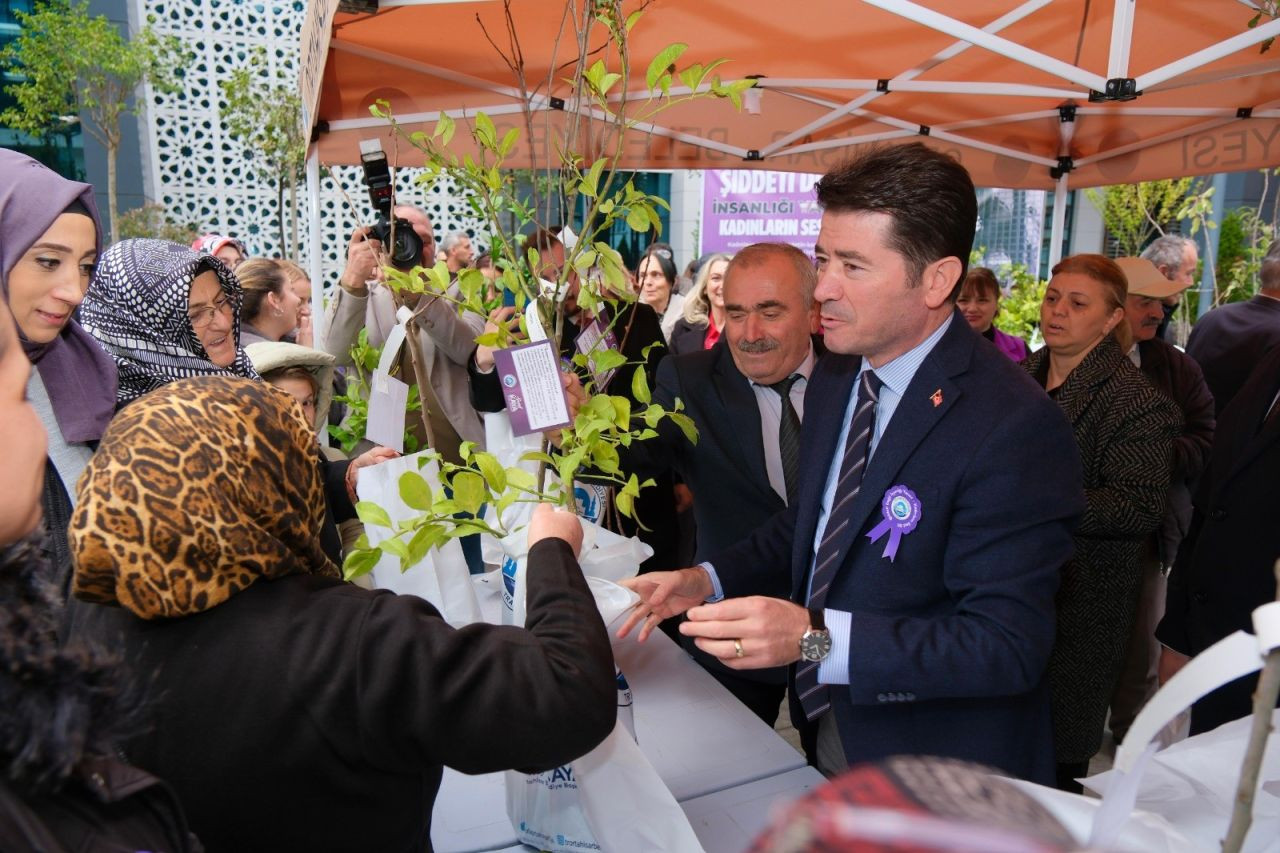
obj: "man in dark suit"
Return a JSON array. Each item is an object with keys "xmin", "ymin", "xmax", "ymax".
[
  {"xmin": 618, "ymin": 242, "xmax": 820, "ymax": 724},
  {"xmin": 619, "ymin": 143, "xmax": 1085, "ymax": 783},
  {"xmin": 1107, "ymin": 257, "xmax": 1215, "ymax": 742},
  {"xmin": 1156, "ymin": 342, "xmax": 1280, "ymax": 733},
  {"xmin": 1185, "ymin": 240, "xmax": 1280, "ymax": 415}
]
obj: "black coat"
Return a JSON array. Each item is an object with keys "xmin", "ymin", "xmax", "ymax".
[
  {"xmin": 68, "ymin": 539, "xmax": 615, "ymax": 853},
  {"xmin": 1157, "ymin": 343, "xmax": 1280, "ymax": 732},
  {"xmin": 1026, "ymin": 336, "xmax": 1181, "ymax": 762},
  {"xmin": 1185, "ymin": 293, "xmax": 1280, "ymax": 415},
  {"xmin": 1135, "ymin": 337, "xmax": 1215, "ymax": 566},
  {"xmin": 667, "ymin": 316, "xmax": 709, "ymax": 356}
]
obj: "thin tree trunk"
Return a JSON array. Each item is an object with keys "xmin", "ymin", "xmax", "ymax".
[
  {"xmin": 288, "ymin": 169, "xmax": 299, "ymax": 260},
  {"xmin": 277, "ymin": 174, "xmax": 287, "ymax": 256},
  {"xmin": 106, "ymin": 141, "xmax": 119, "ymax": 244}
]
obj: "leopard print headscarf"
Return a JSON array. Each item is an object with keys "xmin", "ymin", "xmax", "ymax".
[{"xmin": 69, "ymin": 375, "xmax": 339, "ymax": 619}]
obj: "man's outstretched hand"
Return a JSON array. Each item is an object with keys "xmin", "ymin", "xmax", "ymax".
[{"xmin": 616, "ymin": 567, "xmax": 714, "ymax": 642}]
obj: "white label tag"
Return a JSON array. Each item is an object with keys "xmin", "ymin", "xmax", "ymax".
[{"xmin": 367, "ymin": 369, "xmax": 409, "ymax": 452}]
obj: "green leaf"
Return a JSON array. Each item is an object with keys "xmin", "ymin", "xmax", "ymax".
[
  {"xmin": 625, "ymin": 9, "xmax": 643, "ymax": 31},
  {"xmin": 506, "ymin": 467, "xmax": 537, "ymax": 491},
  {"xmin": 407, "ymin": 524, "xmax": 445, "ymax": 564},
  {"xmin": 581, "ymin": 157, "xmax": 607, "ymax": 199},
  {"xmin": 474, "ymin": 451, "xmax": 508, "ymax": 494},
  {"xmin": 355, "ymin": 501, "xmax": 393, "ymax": 530},
  {"xmin": 626, "ymin": 205, "xmax": 651, "ymax": 232},
  {"xmin": 342, "ymin": 547, "xmax": 381, "ymax": 581},
  {"xmin": 379, "ymin": 537, "xmax": 410, "ymax": 560},
  {"xmin": 610, "ymin": 396, "xmax": 631, "ymax": 429},
  {"xmin": 451, "ymin": 470, "xmax": 486, "ymax": 515},
  {"xmin": 615, "ymin": 488, "xmax": 634, "ymax": 519},
  {"xmin": 435, "ymin": 112, "xmax": 455, "ymax": 146},
  {"xmin": 669, "ymin": 412, "xmax": 698, "ymax": 444},
  {"xmin": 592, "ymin": 348, "xmax": 627, "ymax": 374},
  {"xmin": 631, "ymin": 367, "xmax": 651, "ymax": 404},
  {"xmin": 499, "ymin": 126, "xmax": 520, "ymax": 158},
  {"xmin": 646, "ymin": 43, "xmax": 688, "ymax": 90},
  {"xmin": 473, "ymin": 111, "xmax": 497, "ymax": 149},
  {"xmin": 398, "ymin": 471, "xmax": 434, "ymax": 511}
]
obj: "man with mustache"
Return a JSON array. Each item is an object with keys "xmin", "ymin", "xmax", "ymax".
[
  {"xmin": 620, "ymin": 143, "xmax": 1084, "ymax": 783},
  {"xmin": 1107, "ymin": 257, "xmax": 1214, "ymax": 743},
  {"xmin": 613, "ymin": 241, "xmax": 821, "ymax": 724}
]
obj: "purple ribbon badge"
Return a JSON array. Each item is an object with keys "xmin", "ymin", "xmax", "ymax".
[{"xmin": 866, "ymin": 485, "xmax": 922, "ymax": 562}]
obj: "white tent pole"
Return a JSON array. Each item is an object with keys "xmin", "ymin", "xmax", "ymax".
[
  {"xmin": 1136, "ymin": 17, "xmax": 1280, "ymax": 90},
  {"xmin": 936, "ymin": 109, "xmax": 1060, "ymax": 132},
  {"xmin": 1074, "ymin": 116, "xmax": 1239, "ymax": 167},
  {"xmin": 861, "ymin": 0, "xmax": 1108, "ymax": 91},
  {"xmin": 1106, "ymin": 0, "xmax": 1135, "ymax": 79},
  {"xmin": 777, "ymin": 128, "xmax": 919, "ymax": 157},
  {"xmin": 1146, "ymin": 58, "xmax": 1279, "ymax": 93},
  {"xmin": 761, "ymin": 0, "xmax": 1052, "ymax": 157},
  {"xmin": 330, "ymin": 40, "xmax": 527, "ymax": 102},
  {"xmin": 1048, "ymin": 173, "xmax": 1069, "ymax": 271},
  {"xmin": 326, "ymin": 102, "xmax": 531, "ymax": 132},
  {"xmin": 307, "ymin": 149, "xmax": 326, "ymax": 352}
]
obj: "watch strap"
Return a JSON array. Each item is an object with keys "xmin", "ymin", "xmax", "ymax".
[{"xmin": 808, "ymin": 607, "xmax": 826, "ymax": 632}]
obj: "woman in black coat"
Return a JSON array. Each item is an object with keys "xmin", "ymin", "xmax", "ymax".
[
  {"xmin": 1024, "ymin": 254, "xmax": 1181, "ymax": 792},
  {"xmin": 66, "ymin": 375, "xmax": 614, "ymax": 853}
]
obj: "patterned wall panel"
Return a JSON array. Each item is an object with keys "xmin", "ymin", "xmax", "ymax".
[{"xmin": 140, "ymin": 0, "xmax": 484, "ymax": 286}]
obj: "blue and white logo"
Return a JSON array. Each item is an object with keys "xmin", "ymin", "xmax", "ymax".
[{"xmin": 501, "ymin": 555, "xmax": 518, "ymax": 609}]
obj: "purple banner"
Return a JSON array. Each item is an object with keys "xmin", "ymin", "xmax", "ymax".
[{"xmin": 700, "ymin": 170, "xmax": 823, "ymax": 257}]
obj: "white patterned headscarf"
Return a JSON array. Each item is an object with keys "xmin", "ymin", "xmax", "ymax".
[{"xmin": 80, "ymin": 238, "xmax": 259, "ymax": 405}]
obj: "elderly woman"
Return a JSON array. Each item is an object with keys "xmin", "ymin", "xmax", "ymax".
[
  {"xmin": 0, "ymin": 298, "xmax": 198, "ymax": 850},
  {"xmin": 66, "ymin": 375, "xmax": 614, "ymax": 852},
  {"xmin": 236, "ymin": 257, "xmax": 307, "ymax": 346},
  {"xmin": 637, "ymin": 246, "xmax": 685, "ymax": 342},
  {"xmin": 957, "ymin": 266, "xmax": 1028, "ymax": 361},
  {"xmin": 80, "ymin": 239, "xmax": 392, "ymax": 563},
  {"xmin": 1023, "ymin": 254, "xmax": 1181, "ymax": 792},
  {"xmin": 0, "ymin": 150, "xmax": 118, "ymax": 599},
  {"xmin": 668, "ymin": 252, "xmax": 731, "ymax": 355},
  {"xmin": 80, "ymin": 238, "xmax": 258, "ymax": 403}
]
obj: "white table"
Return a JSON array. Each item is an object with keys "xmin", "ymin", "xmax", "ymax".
[{"xmin": 430, "ymin": 595, "xmax": 809, "ymax": 852}]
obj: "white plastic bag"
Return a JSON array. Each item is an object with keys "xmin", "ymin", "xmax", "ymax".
[
  {"xmin": 506, "ymin": 667, "xmax": 703, "ymax": 853},
  {"xmin": 356, "ymin": 450, "xmax": 482, "ymax": 627}
]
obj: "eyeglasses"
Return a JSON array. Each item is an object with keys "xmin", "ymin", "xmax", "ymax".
[{"xmin": 188, "ymin": 293, "xmax": 233, "ymax": 329}]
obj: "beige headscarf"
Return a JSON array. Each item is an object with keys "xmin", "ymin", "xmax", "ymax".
[{"xmin": 70, "ymin": 375, "xmax": 339, "ymax": 619}]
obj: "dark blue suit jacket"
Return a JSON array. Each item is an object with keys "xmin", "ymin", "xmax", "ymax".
[{"xmin": 710, "ymin": 314, "xmax": 1085, "ymax": 783}]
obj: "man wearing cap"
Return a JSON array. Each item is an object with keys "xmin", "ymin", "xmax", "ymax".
[{"xmin": 1107, "ymin": 257, "xmax": 1214, "ymax": 742}]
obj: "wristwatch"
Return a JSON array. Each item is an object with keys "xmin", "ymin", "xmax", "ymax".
[{"xmin": 798, "ymin": 608, "xmax": 832, "ymax": 662}]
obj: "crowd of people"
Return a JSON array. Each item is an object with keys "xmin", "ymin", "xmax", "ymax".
[{"xmin": 2, "ymin": 138, "xmax": 1279, "ymax": 850}]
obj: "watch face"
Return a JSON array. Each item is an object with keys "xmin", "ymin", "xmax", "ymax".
[{"xmin": 800, "ymin": 629, "xmax": 832, "ymax": 662}]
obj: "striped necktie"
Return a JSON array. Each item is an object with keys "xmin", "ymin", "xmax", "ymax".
[
  {"xmin": 795, "ymin": 369, "xmax": 882, "ymax": 722},
  {"xmin": 769, "ymin": 373, "xmax": 802, "ymax": 503}
]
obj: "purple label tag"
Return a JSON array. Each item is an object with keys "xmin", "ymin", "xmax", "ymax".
[
  {"xmin": 575, "ymin": 310, "xmax": 620, "ymax": 391},
  {"xmin": 492, "ymin": 339, "xmax": 572, "ymax": 437},
  {"xmin": 865, "ymin": 484, "xmax": 922, "ymax": 562}
]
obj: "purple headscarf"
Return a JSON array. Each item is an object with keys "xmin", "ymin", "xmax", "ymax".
[{"xmin": 0, "ymin": 149, "xmax": 117, "ymax": 443}]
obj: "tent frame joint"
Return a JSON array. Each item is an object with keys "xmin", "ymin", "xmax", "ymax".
[
  {"xmin": 1058, "ymin": 103, "xmax": 1077, "ymax": 122},
  {"xmin": 744, "ymin": 149, "xmax": 762, "ymax": 161},
  {"xmin": 1088, "ymin": 77, "xmax": 1139, "ymax": 102},
  {"xmin": 876, "ymin": 78, "xmax": 890, "ymax": 92},
  {"xmin": 1238, "ymin": 106, "xmax": 1254, "ymax": 118},
  {"xmin": 1050, "ymin": 156, "xmax": 1074, "ymax": 179},
  {"xmin": 548, "ymin": 96, "xmax": 566, "ymax": 111},
  {"xmin": 917, "ymin": 125, "xmax": 931, "ymax": 136},
  {"xmin": 311, "ymin": 121, "xmax": 329, "ymax": 143}
]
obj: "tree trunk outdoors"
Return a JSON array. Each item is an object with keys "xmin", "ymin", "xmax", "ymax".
[
  {"xmin": 288, "ymin": 169, "xmax": 299, "ymax": 261},
  {"xmin": 106, "ymin": 141, "xmax": 119, "ymax": 243},
  {"xmin": 277, "ymin": 175, "xmax": 286, "ymax": 256}
]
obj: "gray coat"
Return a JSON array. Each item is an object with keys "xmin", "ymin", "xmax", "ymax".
[
  {"xmin": 1025, "ymin": 335, "xmax": 1181, "ymax": 763},
  {"xmin": 324, "ymin": 282, "xmax": 485, "ymax": 463}
]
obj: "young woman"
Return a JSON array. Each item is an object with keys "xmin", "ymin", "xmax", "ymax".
[
  {"xmin": 236, "ymin": 257, "xmax": 306, "ymax": 346},
  {"xmin": 636, "ymin": 246, "xmax": 685, "ymax": 342},
  {"xmin": 956, "ymin": 266, "xmax": 1028, "ymax": 361},
  {"xmin": 0, "ymin": 149, "xmax": 117, "ymax": 599}
]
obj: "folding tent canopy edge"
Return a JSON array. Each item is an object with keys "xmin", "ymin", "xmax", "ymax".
[{"xmin": 301, "ymin": 0, "xmax": 1280, "ymax": 349}]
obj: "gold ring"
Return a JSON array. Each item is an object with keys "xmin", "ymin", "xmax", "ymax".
[{"xmin": 733, "ymin": 638, "xmax": 745, "ymax": 658}]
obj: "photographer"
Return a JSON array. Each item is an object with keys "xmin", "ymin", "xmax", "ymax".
[{"xmin": 324, "ymin": 203, "xmax": 486, "ymax": 468}]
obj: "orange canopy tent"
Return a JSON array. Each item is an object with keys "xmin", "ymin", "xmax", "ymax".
[{"xmin": 298, "ymin": 0, "xmax": 1280, "ymax": 295}]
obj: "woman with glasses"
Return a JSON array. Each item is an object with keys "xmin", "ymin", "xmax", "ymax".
[
  {"xmin": 0, "ymin": 150, "xmax": 117, "ymax": 601},
  {"xmin": 80, "ymin": 238, "xmax": 257, "ymax": 404},
  {"xmin": 80, "ymin": 239, "xmax": 394, "ymax": 564}
]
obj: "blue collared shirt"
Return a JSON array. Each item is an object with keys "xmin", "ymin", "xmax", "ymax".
[{"xmin": 814, "ymin": 314, "xmax": 952, "ymax": 683}]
